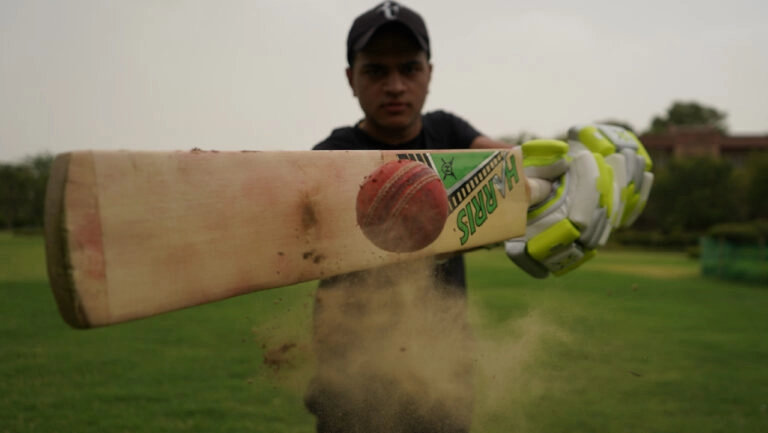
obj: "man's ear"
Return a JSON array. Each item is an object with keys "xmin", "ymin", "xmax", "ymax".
[
  {"xmin": 426, "ymin": 62, "xmax": 433, "ymax": 94},
  {"xmin": 346, "ymin": 67, "xmax": 356, "ymax": 96}
]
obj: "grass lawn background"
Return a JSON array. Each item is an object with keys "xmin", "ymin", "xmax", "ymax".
[{"xmin": 1, "ymin": 232, "xmax": 767, "ymax": 432}]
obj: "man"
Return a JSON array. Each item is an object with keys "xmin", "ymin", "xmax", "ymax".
[{"xmin": 305, "ymin": 2, "xmax": 653, "ymax": 432}]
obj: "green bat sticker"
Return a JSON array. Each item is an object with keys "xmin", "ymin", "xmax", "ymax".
[{"xmin": 398, "ymin": 150, "xmax": 521, "ymax": 246}]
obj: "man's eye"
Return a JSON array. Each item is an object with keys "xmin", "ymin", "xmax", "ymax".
[
  {"xmin": 401, "ymin": 63, "xmax": 421, "ymax": 75},
  {"xmin": 364, "ymin": 67, "xmax": 386, "ymax": 77}
]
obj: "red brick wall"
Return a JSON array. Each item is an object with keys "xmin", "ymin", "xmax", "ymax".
[{"xmin": 639, "ymin": 127, "xmax": 768, "ymax": 166}]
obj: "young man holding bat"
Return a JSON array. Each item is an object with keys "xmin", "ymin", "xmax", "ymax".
[
  {"xmin": 304, "ymin": 1, "xmax": 654, "ymax": 432},
  {"xmin": 40, "ymin": 0, "xmax": 652, "ymax": 428}
]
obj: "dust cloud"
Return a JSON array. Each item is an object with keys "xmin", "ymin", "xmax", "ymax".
[{"xmin": 253, "ymin": 257, "xmax": 569, "ymax": 431}]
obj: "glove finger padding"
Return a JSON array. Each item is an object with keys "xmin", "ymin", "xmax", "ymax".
[
  {"xmin": 623, "ymin": 171, "xmax": 653, "ymax": 226},
  {"xmin": 508, "ymin": 125, "xmax": 654, "ymax": 279},
  {"xmin": 570, "ymin": 124, "xmax": 654, "ymax": 228},
  {"xmin": 506, "ymin": 139, "xmax": 614, "ymax": 278}
]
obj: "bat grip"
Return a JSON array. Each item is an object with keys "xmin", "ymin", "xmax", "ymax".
[{"xmin": 527, "ymin": 178, "xmax": 552, "ymax": 206}]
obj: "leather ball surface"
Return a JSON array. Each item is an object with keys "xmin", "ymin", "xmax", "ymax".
[{"xmin": 356, "ymin": 159, "xmax": 449, "ymax": 252}]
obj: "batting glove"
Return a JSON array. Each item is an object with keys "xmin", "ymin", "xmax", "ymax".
[
  {"xmin": 569, "ymin": 124, "xmax": 654, "ymax": 228},
  {"xmin": 505, "ymin": 125, "xmax": 653, "ymax": 278}
]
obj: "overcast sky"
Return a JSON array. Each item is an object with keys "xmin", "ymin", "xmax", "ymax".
[{"xmin": 1, "ymin": 0, "xmax": 766, "ymax": 163}]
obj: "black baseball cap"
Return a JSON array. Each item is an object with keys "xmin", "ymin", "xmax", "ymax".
[{"xmin": 346, "ymin": 1, "xmax": 430, "ymax": 66}]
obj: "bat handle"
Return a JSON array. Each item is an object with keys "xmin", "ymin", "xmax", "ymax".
[{"xmin": 527, "ymin": 178, "xmax": 552, "ymax": 206}]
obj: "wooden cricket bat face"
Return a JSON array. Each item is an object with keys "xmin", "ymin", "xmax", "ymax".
[{"xmin": 45, "ymin": 148, "xmax": 534, "ymax": 328}]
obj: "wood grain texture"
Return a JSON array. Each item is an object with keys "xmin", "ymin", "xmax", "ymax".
[{"xmin": 44, "ymin": 148, "xmax": 534, "ymax": 328}]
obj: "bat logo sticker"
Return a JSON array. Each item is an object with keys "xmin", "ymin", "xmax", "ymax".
[{"xmin": 440, "ymin": 157, "xmax": 456, "ymax": 180}]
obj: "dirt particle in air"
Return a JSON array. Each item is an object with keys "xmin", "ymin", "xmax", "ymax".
[{"xmin": 263, "ymin": 343, "xmax": 297, "ymax": 372}]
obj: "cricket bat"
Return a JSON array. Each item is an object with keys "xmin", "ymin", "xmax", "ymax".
[{"xmin": 44, "ymin": 148, "xmax": 550, "ymax": 329}]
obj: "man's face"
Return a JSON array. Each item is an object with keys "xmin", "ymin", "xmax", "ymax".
[{"xmin": 347, "ymin": 25, "xmax": 432, "ymax": 142}]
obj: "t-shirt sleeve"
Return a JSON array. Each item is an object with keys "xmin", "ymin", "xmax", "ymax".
[
  {"xmin": 449, "ymin": 112, "xmax": 483, "ymax": 148},
  {"xmin": 424, "ymin": 111, "xmax": 483, "ymax": 150},
  {"xmin": 312, "ymin": 140, "xmax": 336, "ymax": 150},
  {"xmin": 312, "ymin": 127, "xmax": 356, "ymax": 150}
]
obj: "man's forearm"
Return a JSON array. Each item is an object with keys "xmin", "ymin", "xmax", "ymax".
[{"xmin": 470, "ymin": 135, "xmax": 516, "ymax": 149}]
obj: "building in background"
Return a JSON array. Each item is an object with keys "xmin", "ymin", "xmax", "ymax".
[{"xmin": 640, "ymin": 126, "xmax": 768, "ymax": 168}]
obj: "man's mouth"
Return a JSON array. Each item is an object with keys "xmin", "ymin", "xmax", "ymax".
[{"xmin": 382, "ymin": 102, "xmax": 408, "ymax": 113}]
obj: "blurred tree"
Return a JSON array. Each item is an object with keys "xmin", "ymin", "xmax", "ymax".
[
  {"xmin": 0, "ymin": 164, "xmax": 34, "ymax": 229},
  {"xmin": 24, "ymin": 152, "xmax": 54, "ymax": 227},
  {"xmin": 0, "ymin": 152, "xmax": 54, "ymax": 229},
  {"xmin": 744, "ymin": 152, "xmax": 768, "ymax": 219},
  {"xmin": 641, "ymin": 157, "xmax": 743, "ymax": 233},
  {"xmin": 647, "ymin": 101, "xmax": 728, "ymax": 134}
]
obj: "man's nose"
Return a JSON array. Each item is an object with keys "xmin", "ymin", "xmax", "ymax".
[{"xmin": 383, "ymin": 72, "xmax": 406, "ymax": 93}]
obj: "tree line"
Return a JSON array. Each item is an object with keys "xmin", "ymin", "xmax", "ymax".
[
  {"xmin": 605, "ymin": 101, "xmax": 766, "ymax": 248},
  {"xmin": 626, "ymin": 153, "xmax": 768, "ymax": 248},
  {"xmin": 0, "ymin": 153, "xmax": 53, "ymax": 229}
]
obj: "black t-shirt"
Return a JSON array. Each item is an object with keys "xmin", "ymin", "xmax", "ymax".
[
  {"xmin": 313, "ymin": 110, "xmax": 481, "ymax": 152},
  {"xmin": 312, "ymin": 110, "xmax": 482, "ymax": 292}
]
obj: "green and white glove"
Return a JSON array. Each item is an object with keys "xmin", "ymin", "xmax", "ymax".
[
  {"xmin": 505, "ymin": 124, "xmax": 653, "ymax": 278},
  {"xmin": 570, "ymin": 124, "xmax": 654, "ymax": 228}
]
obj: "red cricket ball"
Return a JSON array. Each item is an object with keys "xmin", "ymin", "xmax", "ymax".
[{"xmin": 356, "ymin": 159, "xmax": 449, "ymax": 252}]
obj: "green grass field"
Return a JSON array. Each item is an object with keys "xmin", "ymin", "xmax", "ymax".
[{"xmin": 1, "ymin": 232, "xmax": 767, "ymax": 432}]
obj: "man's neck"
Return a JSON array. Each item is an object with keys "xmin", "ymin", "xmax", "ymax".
[{"xmin": 359, "ymin": 118, "xmax": 422, "ymax": 145}]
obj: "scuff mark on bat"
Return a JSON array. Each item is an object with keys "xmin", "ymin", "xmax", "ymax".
[
  {"xmin": 301, "ymin": 249, "xmax": 326, "ymax": 265},
  {"xmin": 301, "ymin": 198, "xmax": 318, "ymax": 231}
]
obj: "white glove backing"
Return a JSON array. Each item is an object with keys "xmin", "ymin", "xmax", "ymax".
[{"xmin": 505, "ymin": 124, "xmax": 654, "ymax": 278}]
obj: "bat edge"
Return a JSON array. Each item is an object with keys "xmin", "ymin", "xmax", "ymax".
[{"xmin": 44, "ymin": 153, "xmax": 93, "ymax": 329}]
